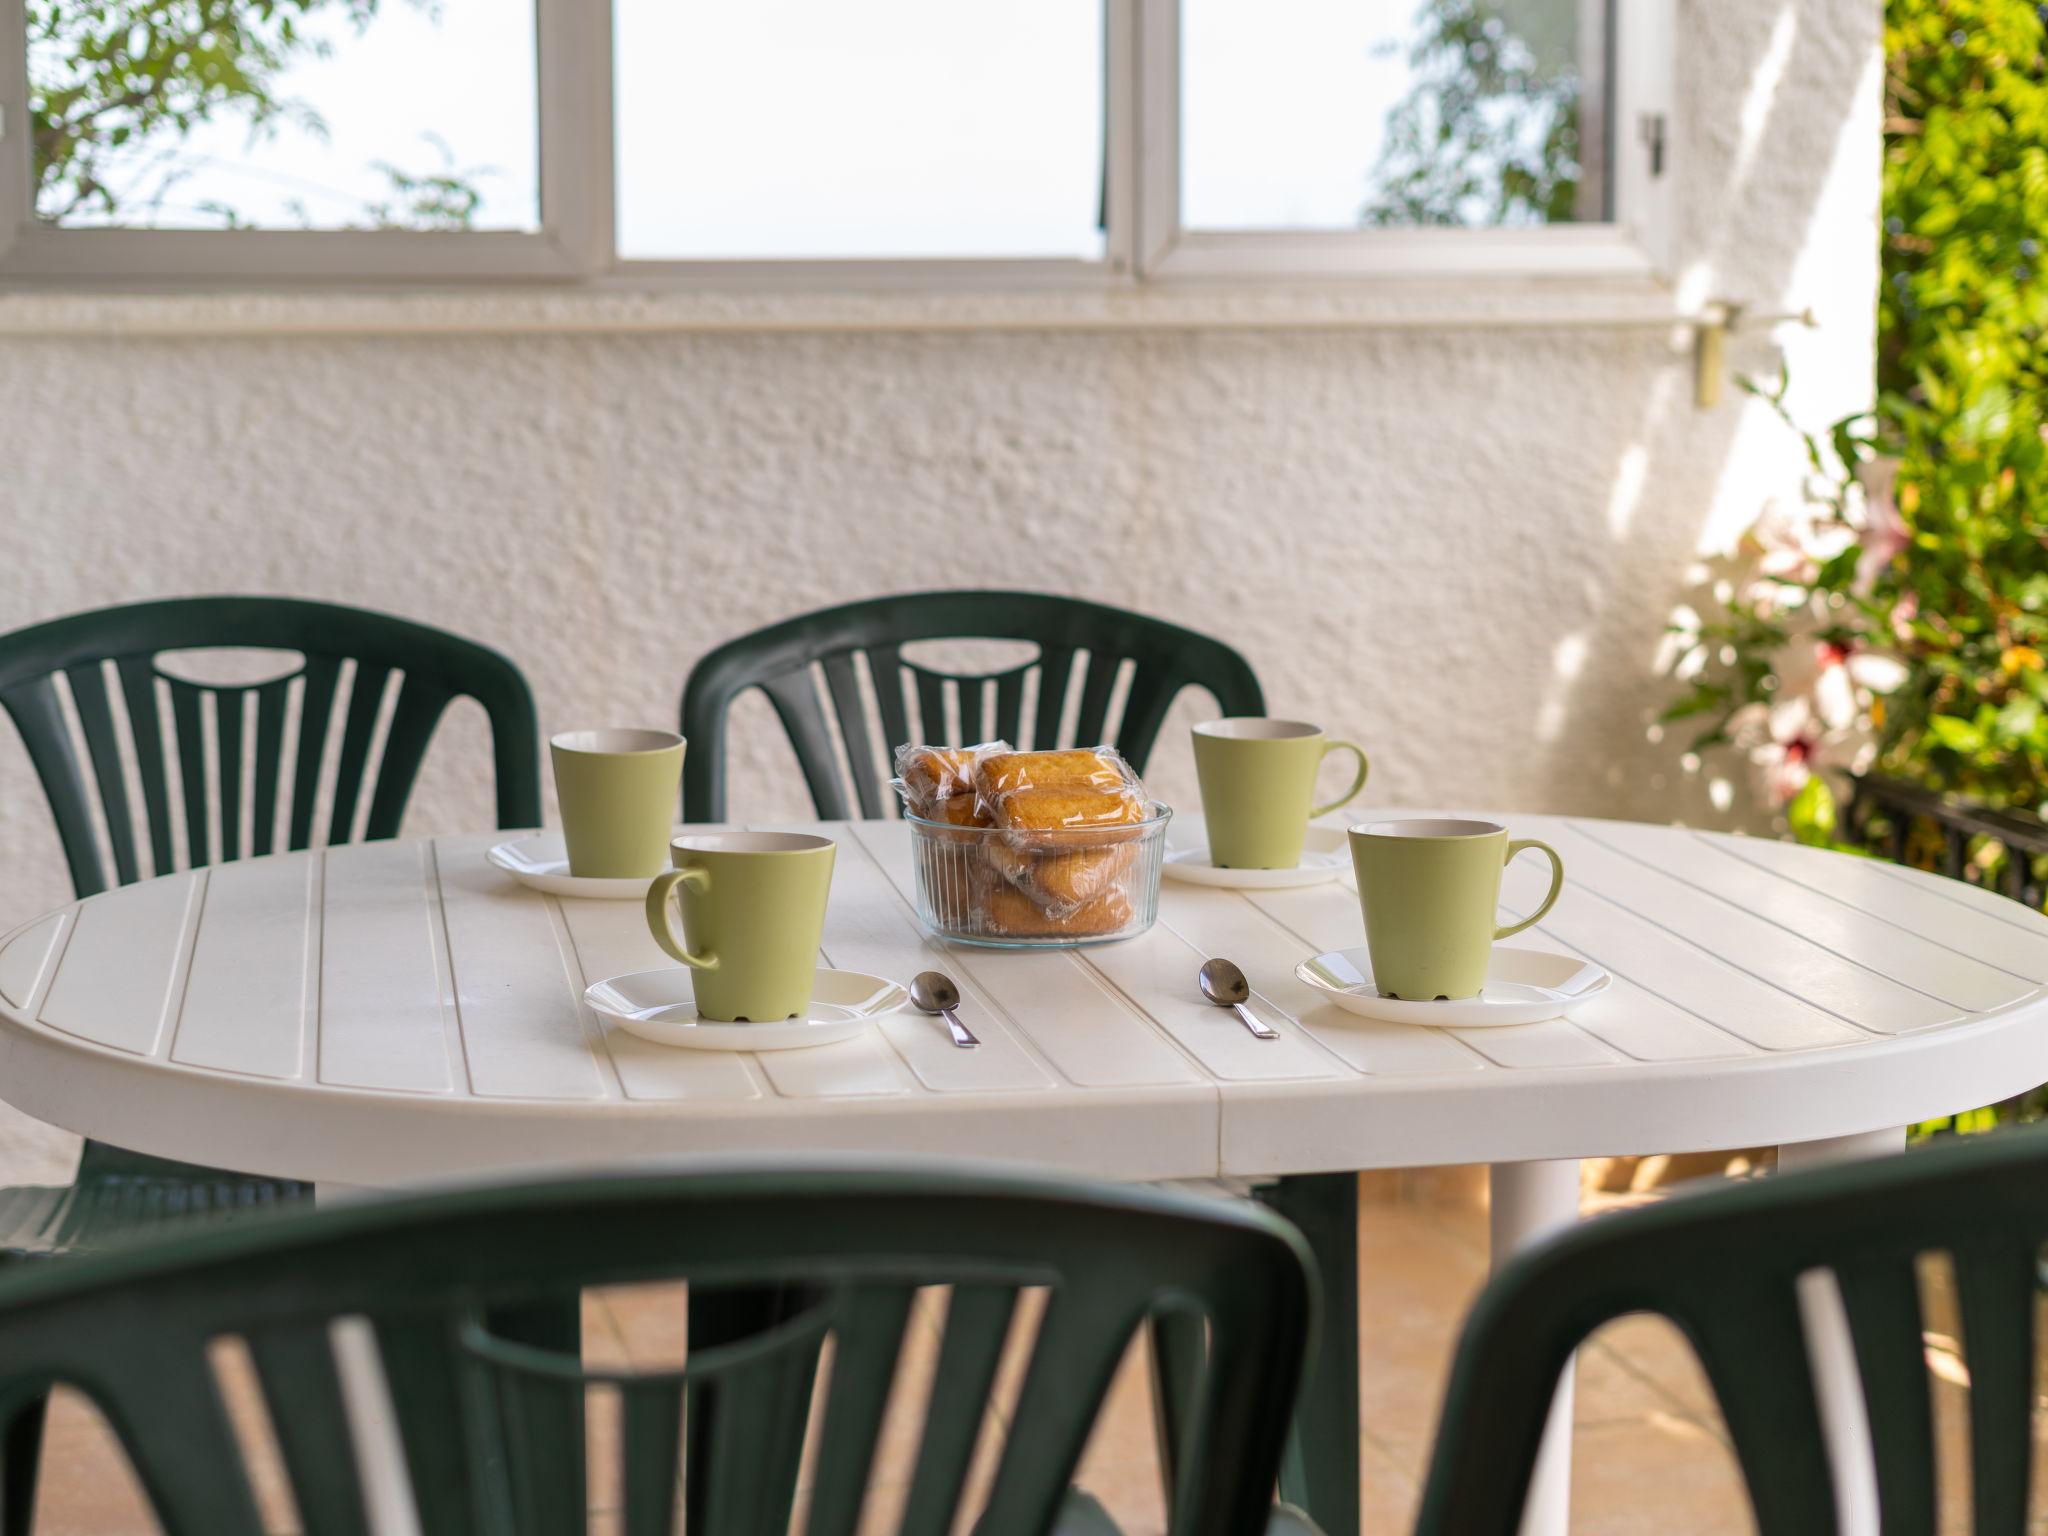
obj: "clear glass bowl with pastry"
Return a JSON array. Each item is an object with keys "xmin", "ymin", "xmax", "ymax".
[{"xmin": 896, "ymin": 744, "xmax": 1171, "ymax": 947}]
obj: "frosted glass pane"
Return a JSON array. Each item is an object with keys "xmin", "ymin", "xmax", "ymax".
[
  {"xmin": 30, "ymin": 2, "xmax": 539, "ymax": 230},
  {"xmin": 1183, "ymin": 0, "xmax": 1600, "ymax": 231},
  {"xmin": 615, "ymin": 0, "xmax": 1105, "ymax": 260}
]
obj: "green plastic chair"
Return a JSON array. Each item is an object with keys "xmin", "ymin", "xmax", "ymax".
[
  {"xmin": 680, "ymin": 593, "xmax": 1358, "ymax": 1536},
  {"xmin": 0, "ymin": 596, "xmax": 541, "ymax": 1528},
  {"xmin": 678, "ymin": 590, "xmax": 1266, "ymax": 821},
  {"xmin": 0, "ymin": 1162, "xmax": 1317, "ymax": 1536},
  {"xmin": 1415, "ymin": 1127, "xmax": 2048, "ymax": 1536}
]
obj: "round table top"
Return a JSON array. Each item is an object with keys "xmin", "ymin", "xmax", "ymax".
[{"xmin": 2, "ymin": 813, "xmax": 2045, "ymax": 1188}]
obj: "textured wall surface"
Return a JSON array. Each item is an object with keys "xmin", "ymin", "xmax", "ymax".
[{"xmin": 0, "ymin": 0, "xmax": 1881, "ymax": 936}]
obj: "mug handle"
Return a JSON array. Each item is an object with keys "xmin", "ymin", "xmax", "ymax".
[
  {"xmin": 1494, "ymin": 839, "xmax": 1564, "ymax": 940},
  {"xmin": 1310, "ymin": 740, "xmax": 1371, "ymax": 818},
  {"xmin": 646, "ymin": 867, "xmax": 718, "ymax": 970}
]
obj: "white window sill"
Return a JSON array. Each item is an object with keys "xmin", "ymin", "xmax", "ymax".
[{"xmin": 0, "ymin": 274, "xmax": 1688, "ymax": 338}]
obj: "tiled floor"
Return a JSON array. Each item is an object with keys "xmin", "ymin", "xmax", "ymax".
[{"xmin": 3, "ymin": 1132, "xmax": 2031, "ymax": 1535}]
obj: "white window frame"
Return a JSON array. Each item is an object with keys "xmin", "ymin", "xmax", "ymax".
[{"xmin": 0, "ymin": 0, "xmax": 1673, "ymax": 291}]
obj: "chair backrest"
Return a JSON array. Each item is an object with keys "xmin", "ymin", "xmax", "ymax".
[
  {"xmin": 1414, "ymin": 1127, "xmax": 2048, "ymax": 1536},
  {"xmin": 680, "ymin": 590, "xmax": 1266, "ymax": 821},
  {"xmin": 0, "ymin": 597, "xmax": 542, "ymax": 897},
  {"xmin": 0, "ymin": 1163, "xmax": 1315, "ymax": 1536}
]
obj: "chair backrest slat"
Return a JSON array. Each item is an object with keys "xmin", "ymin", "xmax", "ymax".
[
  {"xmin": 617, "ymin": 1377, "xmax": 684, "ymax": 1536},
  {"xmin": 992, "ymin": 666, "xmax": 1028, "ymax": 747},
  {"xmin": 215, "ymin": 684, "xmax": 246, "ymax": 862},
  {"xmin": 912, "ymin": 666, "xmax": 950, "ymax": 754},
  {"xmin": 61, "ymin": 663, "xmax": 140, "ymax": 886},
  {"xmin": 115, "ymin": 656, "xmax": 176, "ymax": 879},
  {"xmin": 804, "ymin": 1285, "xmax": 917, "ymax": 1536},
  {"xmin": 1955, "ymin": 1244, "xmax": 2038, "ymax": 1535},
  {"xmin": 819, "ymin": 654, "xmax": 886, "ymax": 819},
  {"xmin": 362, "ymin": 680, "xmax": 453, "ymax": 841},
  {"xmin": 867, "ymin": 645, "xmax": 912, "ymax": 755},
  {"xmin": 760, "ymin": 669, "xmax": 855, "ymax": 821},
  {"xmin": 325, "ymin": 663, "xmax": 393, "ymax": 846},
  {"xmin": 0, "ymin": 1166, "xmax": 1310, "ymax": 1536},
  {"xmin": 681, "ymin": 592, "xmax": 1265, "ymax": 821},
  {"xmin": 0, "ymin": 599, "xmax": 541, "ymax": 900},
  {"xmin": 1837, "ymin": 1259, "xmax": 1939, "ymax": 1533},
  {"xmin": 248, "ymin": 679, "xmax": 292, "ymax": 860},
  {"xmin": 978, "ymin": 1291, "xmax": 1126, "ymax": 1536},
  {"xmin": 1690, "ymin": 1287, "xmax": 1836, "ymax": 1536},
  {"xmin": 287, "ymin": 654, "xmax": 344, "ymax": 853},
  {"xmin": 899, "ymin": 1283, "xmax": 1019, "ymax": 1536},
  {"xmin": 1032, "ymin": 644, "xmax": 1077, "ymax": 752},
  {"xmin": 167, "ymin": 679, "xmax": 211, "ymax": 869},
  {"xmin": 1071, "ymin": 650, "xmax": 1120, "ymax": 747},
  {"xmin": 104, "ymin": 1336, "xmax": 269, "ymax": 1536},
  {"xmin": 1415, "ymin": 1129, "xmax": 2048, "ymax": 1536},
  {"xmin": 246, "ymin": 1322, "xmax": 373, "ymax": 1536}
]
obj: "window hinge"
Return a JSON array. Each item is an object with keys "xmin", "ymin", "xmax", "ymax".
[{"xmin": 1639, "ymin": 113, "xmax": 1667, "ymax": 178}]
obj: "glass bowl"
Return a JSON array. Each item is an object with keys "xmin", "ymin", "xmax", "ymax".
[{"xmin": 906, "ymin": 803, "xmax": 1171, "ymax": 948}]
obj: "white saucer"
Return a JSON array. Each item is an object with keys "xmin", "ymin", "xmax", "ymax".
[
  {"xmin": 1294, "ymin": 946, "xmax": 1612, "ymax": 1027},
  {"xmin": 1162, "ymin": 824, "xmax": 1351, "ymax": 890},
  {"xmin": 487, "ymin": 836, "xmax": 656, "ymax": 901},
  {"xmin": 584, "ymin": 966, "xmax": 908, "ymax": 1051}
]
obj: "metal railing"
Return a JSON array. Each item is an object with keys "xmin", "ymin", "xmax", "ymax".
[{"xmin": 1845, "ymin": 775, "xmax": 2048, "ymax": 911}]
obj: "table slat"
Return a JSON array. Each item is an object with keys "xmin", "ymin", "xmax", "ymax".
[
  {"xmin": 813, "ymin": 827, "xmax": 1057, "ymax": 1095},
  {"xmin": 848, "ymin": 823, "xmax": 1205, "ymax": 1089},
  {"xmin": 318, "ymin": 842, "xmax": 455, "ymax": 1094},
  {"xmin": 1707, "ymin": 832, "xmax": 2048, "ymax": 983},
  {"xmin": 435, "ymin": 838, "xmax": 607, "ymax": 1101},
  {"xmin": 38, "ymin": 870, "xmax": 199, "ymax": 1055},
  {"xmin": 553, "ymin": 900, "xmax": 762, "ymax": 1103},
  {"xmin": 172, "ymin": 854, "xmax": 313, "ymax": 1080},
  {"xmin": 1156, "ymin": 882, "xmax": 1484, "ymax": 1076},
  {"xmin": 0, "ymin": 914, "xmax": 65, "ymax": 1013},
  {"xmin": 1578, "ymin": 820, "xmax": 2031, "ymax": 1013},
  {"xmin": 1527, "ymin": 823, "xmax": 1957, "ymax": 1034},
  {"xmin": 1496, "ymin": 859, "xmax": 1850, "ymax": 1058}
]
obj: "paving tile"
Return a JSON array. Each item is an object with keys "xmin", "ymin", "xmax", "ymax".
[
  {"xmin": 1568, "ymin": 1415, "xmax": 1755, "ymax": 1536},
  {"xmin": 32, "ymin": 1387, "xmax": 163, "ymax": 1536}
]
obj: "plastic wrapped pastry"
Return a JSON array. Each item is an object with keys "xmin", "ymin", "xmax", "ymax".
[
  {"xmin": 896, "ymin": 743, "xmax": 1004, "ymax": 811},
  {"xmin": 983, "ymin": 840, "xmax": 1140, "ymax": 913},
  {"xmin": 982, "ymin": 882, "xmax": 1135, "ymax": 939}
]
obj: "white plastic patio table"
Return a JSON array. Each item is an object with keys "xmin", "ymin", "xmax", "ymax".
[{"xmin": 5, "ymin": 810, "xmax": 2048, "ymax": 1536}]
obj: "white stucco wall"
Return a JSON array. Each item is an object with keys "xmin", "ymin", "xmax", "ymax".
[{"xmin": 0, "ymin": 0, "xmax": 1880, "ymax": 937}]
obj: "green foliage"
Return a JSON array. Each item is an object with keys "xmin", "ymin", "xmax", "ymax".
[
  {"xmin": 1872, "ymin": 0, "xmax": 2048, "ymax": 808},
  {"xmin": 29, "ymin": 0, "xmax": 479, "ymax": 229},
  {"xmin": 1361, "ymin": 0, "xmax": 1586, "ymax": 227},
  {"xmin": 1672, "ymin": 0, "xmax": 2048, "ymax": 822}
]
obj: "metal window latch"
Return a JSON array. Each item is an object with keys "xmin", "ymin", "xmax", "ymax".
[{"xmin": 1639, "ymin": 113, "xmax": 1667, "ymax": 178}]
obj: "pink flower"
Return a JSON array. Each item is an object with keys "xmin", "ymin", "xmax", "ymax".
[{"xmin": 1853, "ymin": 456, "xmax": 1910, "ymax": 595}]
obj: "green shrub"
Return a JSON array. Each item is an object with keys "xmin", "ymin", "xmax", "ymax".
[{"xmin": 1667, "ymin": 0, "xmax": 2048, "ymax": 843}]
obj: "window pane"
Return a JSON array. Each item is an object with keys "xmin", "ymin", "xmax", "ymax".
[
  {"xmin": 29, "ymin": 2, "xmax": 539, "ymax": 230},
  {"xmin": 615, "ymin": 1, "xmax": 1104, "ymax": 261},
  {"xmin": 1183, "ymin": 0, "xmax": 1603, "ymax": 231}
]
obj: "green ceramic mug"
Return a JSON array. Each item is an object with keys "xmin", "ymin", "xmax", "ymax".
[
  {"xmin": 645, "ymin": 831, "xmax": 837, "ymax": 1023},
  {"xmin": 550, "ymin": 729, "xmax": 686, "ymax": 879},
  {"xmin": 1193, "ymin": 719, "xmax": 1371, "ymax": 869},
  {"xmin": 1348, "ymin": 818, "xmax": 1565, "ymax": 1001}
]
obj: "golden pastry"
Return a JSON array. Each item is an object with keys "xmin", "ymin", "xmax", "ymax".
[
  {"xmin": 982, "ymin": 883, "xmax": 1134, "ymax": 938},
  {"xmin": 983, "ymin": 840, "xmax": 1137, "ymax": 909},
  {"xmin": 898, "ymin": 745, "xmax": 982, "ymax": 810},
  {"xmin": 990, "ymin": 785, "xmax": 1147, "ymax": 834},
  {"xmin": 975, "ymin": 748, "xmax": 1132, "ymax": 798}
]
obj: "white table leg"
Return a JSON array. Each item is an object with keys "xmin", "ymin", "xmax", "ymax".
[
  {"xmin": 315, "ymin": 1183, "xmax": 421, "ymax": 1536},
  {"xmin": 1779, "ymin": 1127, "xmax": 1905, "ymax": 1536},
  {"xmin": 1490, "ymin": 1158, "xmax": 1581, "ymax": 1536}
]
